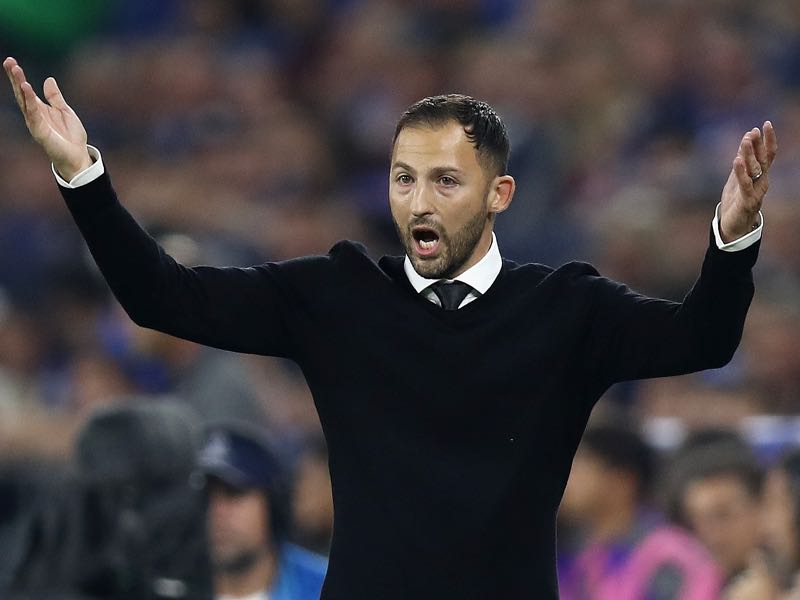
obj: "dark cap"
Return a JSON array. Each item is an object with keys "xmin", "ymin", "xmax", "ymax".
[{"xmin": 198, "ymin": 422, "xmax": 285, "ymax": 491}]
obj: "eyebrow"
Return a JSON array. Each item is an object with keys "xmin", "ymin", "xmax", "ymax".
[
  {"xmin": 391, "ymin": 161, "xmax": 465, "ymax": 176},
  {"xmin": 392, "ymin": 161, "xmax": 416, "ymax": 173}
]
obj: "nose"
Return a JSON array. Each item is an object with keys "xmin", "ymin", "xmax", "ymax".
[{"xmin": 409, "ymin": 183, "xmax": 435, "ymax": 217}]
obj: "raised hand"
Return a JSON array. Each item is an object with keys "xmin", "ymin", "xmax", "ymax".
[
  {"xmin": 3, "ymin": 56, "xmax": 92, "ymax": 181},
  {"xmin": 719, "ymin": 121, "xmax": 778, "ymax": 242}
]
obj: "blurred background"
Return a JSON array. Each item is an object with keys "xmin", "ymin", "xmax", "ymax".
[{"xmin": 1, "ymin": 0, "xmax": 799, "ymax": 598}]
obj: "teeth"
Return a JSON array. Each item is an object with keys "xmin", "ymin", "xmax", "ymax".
[{"xmin": 420, "ymin": 239, "xmax": 437, "ymax": 249}]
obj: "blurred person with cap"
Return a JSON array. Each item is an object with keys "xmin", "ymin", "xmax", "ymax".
[
  {"xmin": 198, "ymin": 421, "xmax": 327, "ymax": 600},
  {"xmin": 4, "ymin": 55, "xmax": 780, "ymax": 599}
]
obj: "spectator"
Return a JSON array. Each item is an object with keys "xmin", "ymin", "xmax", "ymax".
[
  {"xmin": 762, "ymin": 450, "xmax": 800, "ymax": 586},
  {"xmin": 665, "ymin": 433, "xmax": 764, "ymax": 588},
  {"xmin": 198, "ymin": 421, "xmax": 327, "ymax": 600},
  {"xmin": 559, "ymin": 422, "xmax": 721, "ymax": 600},
  {"xmin": 725, "ymin": 448, "xmax": 800, "ymax": 599}
]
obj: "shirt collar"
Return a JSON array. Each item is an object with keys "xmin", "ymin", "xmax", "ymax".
[{"xmin": 403, "ymin": 232, "xmax": 502, "ymax": 294}]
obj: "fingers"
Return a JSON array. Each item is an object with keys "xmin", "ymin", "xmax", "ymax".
[
  {"xmin": 738, "ymin": 130, "xmax": 763, "ymax": 179},
  {"xmin": 43, "ymin": 77, "xmax": 69, "ymax": 111},
  {"xmin": 736, "ymin": 122, "xmax": 778, "ymax": 181},
  {"xmin": 3, "ymin": 58, "xmax": 49, "ymax": 137},
  {"xmin": 3, "ymin": 56, "xmax": 26, "ymax": 111},
  {"xmin": 17, "ymin": 79, "xmax": 46, "ymax": 136},
  {"xmin": 750, "ymin": 127, "xmax": 768, "ymax": 173},
  {"xmin": 763, "ymin": 120, "xmax": 777, "ymax": 168},
  {"xmin": 733, "ymin": 156, "xmax": 756, "ymax": 196}
]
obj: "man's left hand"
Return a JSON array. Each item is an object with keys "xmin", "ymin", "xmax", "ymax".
[{"xmin": 719, "ymin": 121, "xmax": 778, "ymax": 242}]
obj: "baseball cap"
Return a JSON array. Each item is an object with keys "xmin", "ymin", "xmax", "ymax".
[{"xmin": 197, "ymin": 422, "xmax": 285, "ymax": 491}]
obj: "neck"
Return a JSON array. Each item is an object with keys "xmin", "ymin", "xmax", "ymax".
[
  {"xmin": 449, "ymin": 228, "xmax": 494, "ymax": 279},
  {"xmin": 215, "ymin": 549, "xmax": 277, "ymax": 598}
]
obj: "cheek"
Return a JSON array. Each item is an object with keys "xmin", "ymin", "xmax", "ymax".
[
  {"xmin": 388, "ymin": 195, "xmax": 408, "ymax": 222},
  {"xmin": 245, "ymin": 498, "xmax": 270, "ymax": 542}
]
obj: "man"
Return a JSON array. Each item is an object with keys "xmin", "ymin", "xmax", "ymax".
[
  {"xmin": 558, "ymin": 423, "xmax": 722, "ymax": 599},
  {"xmin": 199, "ymin": 422, "xmax": 327, "ymax": 600},
  {"xmin": 3, "ymin": 56, "xmax": 778, "ymax": 598},
  {"xmin": 666, "ymin": 435, "xmax": 765, "ymax": 588}
]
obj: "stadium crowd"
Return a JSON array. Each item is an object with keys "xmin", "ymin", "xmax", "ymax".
[{"xmin": 1, "ymin": 0, "xmax": 799, "ymax": 598}]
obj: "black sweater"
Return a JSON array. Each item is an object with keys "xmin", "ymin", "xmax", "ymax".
[{"xmin": 61, "ymin": 172, "xmax": 758, "ymax": 599}]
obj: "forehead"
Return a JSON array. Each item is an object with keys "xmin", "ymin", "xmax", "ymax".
[
  {"xmin": 686, "ymin": 474, "xmax": 753, "ymax": 502},
  {"xmin": 391, "ymin": 121, "xmax": 481, "ymax": 171}
]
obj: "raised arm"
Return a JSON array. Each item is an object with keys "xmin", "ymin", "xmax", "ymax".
[
  {"xmin": 585, "ymin": 123, "xmax": 778, "ymax": 384},
  {"xmin": 4, "ymin": 57, "xmax": 307, "ymax": 359}
]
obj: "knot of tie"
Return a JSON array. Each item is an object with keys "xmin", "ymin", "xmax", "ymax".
[{"xmin": 429, "ymin": 281, "xmax": 473, "ymax": 310}]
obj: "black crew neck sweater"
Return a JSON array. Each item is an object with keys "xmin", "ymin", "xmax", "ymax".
[{"xmin": 60, "ymin": 172, "xmax": 758, "ymax": 599}]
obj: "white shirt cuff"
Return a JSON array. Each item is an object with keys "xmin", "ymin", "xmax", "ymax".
[
  {"xmin": 712, "ymin": 202, "xmax": 763, "ymax": 252},
  {"xmin": 52, "ymin": 145, "xmax": 105, "ymax": 188}
]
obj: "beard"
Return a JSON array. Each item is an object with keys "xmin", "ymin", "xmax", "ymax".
[{"xmin": 393, "ymin": 203, "xmax": 490, "ymax": 280}]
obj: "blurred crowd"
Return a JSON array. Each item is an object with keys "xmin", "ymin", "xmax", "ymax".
[{"xmin": 1, "ymin": 0, "xmax": 799, "ymax": 598}]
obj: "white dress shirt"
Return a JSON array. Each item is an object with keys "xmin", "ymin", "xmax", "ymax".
[{"xmin": 55, "ymin": 147, "xmax": 764, "ymax": 310}]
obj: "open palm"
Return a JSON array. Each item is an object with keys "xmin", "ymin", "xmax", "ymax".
[
  {"xmin": 718, "ymin": 122, "xmax": 778, "ymax": 242},
  {"xmin": 4, "ymin": 56, "xmax": 92, "ymax": 181}
]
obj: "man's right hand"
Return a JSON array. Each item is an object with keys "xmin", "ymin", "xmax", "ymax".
[{"xmin": 4, "ymin": 56, "xmax": 92, "ymax": 181}]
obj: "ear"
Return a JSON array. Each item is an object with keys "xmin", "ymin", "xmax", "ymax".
[{"xmin": 487, "ymin": 175, "xmax": 515, "ymax": 215}]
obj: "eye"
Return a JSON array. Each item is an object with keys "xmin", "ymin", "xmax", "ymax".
[
  {"xmin": 396, "ymin": 174, "xmax": 413, "ymax": 185},
  {"xmin": 438, "ymin": 175, "xmax": 458, "ymax": 187}
]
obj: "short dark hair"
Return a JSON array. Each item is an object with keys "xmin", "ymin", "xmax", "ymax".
[
  {"xmin": 393, "ymin": 94, "xmax": 510, "ymax": 177},
  {"xmin": 664, "ymin": 436, "xmax": 764, "ymax": 526},
  {"xmin": 581, "ymin": 423, "xmax": 655, "ymax": 500}
]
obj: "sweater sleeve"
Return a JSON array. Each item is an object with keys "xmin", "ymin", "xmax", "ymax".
[
  {"xmin": 583, "ymin": 229, "xmax": 758, "ymax": 384},
  {"xmin": 60, "ymin": 171, "xmax": 306, "ymax": 359}
]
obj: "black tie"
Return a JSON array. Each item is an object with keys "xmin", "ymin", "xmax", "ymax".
[{"xmin": 429, "ymin": 281, "xmax": 473, "ymax": 310}]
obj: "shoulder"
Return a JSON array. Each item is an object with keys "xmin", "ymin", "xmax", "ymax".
[
  {"xmin": 553, "ymin": 260, "xmax": 601, "ymax": 278},
  {"xmin": 250, "ymin": 240, "xmax": 377, "ymax": 283},
  {"xmin": 325, "ymin": 240, "xmax": 383, "ymax": 275},
  {"xmin": 501, "ymin": 258, "xmax": 602, "ymax": 289},
  {"xmin": 282, "ymin": 543, "xmax": 328, "ymax": 575},
  {"xmin": 608, "ymin": 523, "xmax": 722, "ymax": 599},
  {"xmin": 280, "ymin": 543, "xmax": 328, "ymax": 578},
  {"xmin": 328, "ymin": 239, "xmax": 370, "ymax": 258}
]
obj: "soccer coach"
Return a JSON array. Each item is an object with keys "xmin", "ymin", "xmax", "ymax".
[{"xmin": 5, "ymin": 56, "xmax": 778, "ymax": 599}]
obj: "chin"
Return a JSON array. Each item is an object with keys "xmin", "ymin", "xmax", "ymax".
[{"xmin": 411, "ymin": 257, "xmax": 449, "ymax": 279}]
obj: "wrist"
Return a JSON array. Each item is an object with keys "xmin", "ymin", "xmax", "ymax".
[
  {"xmin": 55, "ymin": 151, "xmax": 93, "ymax": 182},
  {"xmin": 720, "ymin": 215, "xmax": 759, "ymax": 243}
]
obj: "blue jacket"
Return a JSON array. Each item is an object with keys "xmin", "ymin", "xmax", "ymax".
[{"xmin": 270, "ymin": 544, "xmax": 328, "ymax": 600}]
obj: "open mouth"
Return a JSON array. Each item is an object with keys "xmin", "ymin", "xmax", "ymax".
[{"xmin": 411, "ymin": 226, "xmax": 441, "ymax": 257}]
